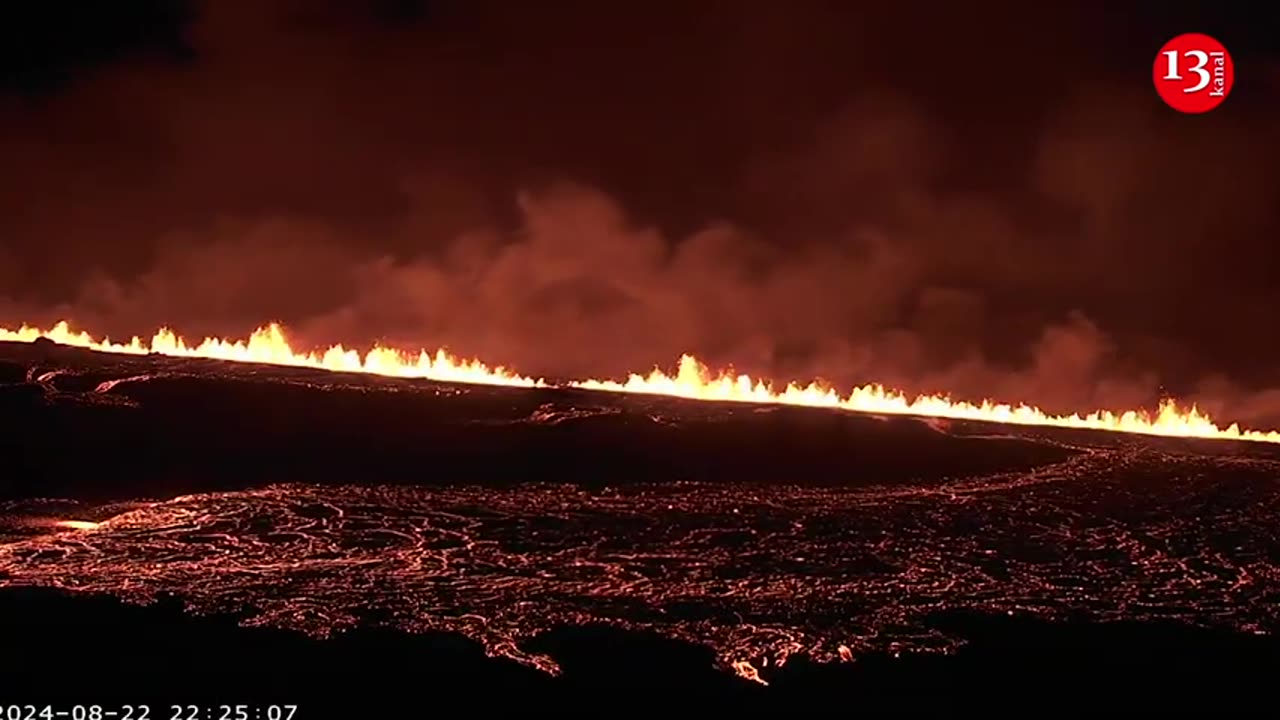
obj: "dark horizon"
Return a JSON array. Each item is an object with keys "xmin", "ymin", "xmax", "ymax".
[{"xmin": 2, "ymin": 0, "xmax": 1278, "ymax": 423}]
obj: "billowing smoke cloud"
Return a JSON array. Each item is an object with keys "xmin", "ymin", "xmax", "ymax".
[
  {"xmin": 2, "ymin": 1, "xmax": 1279, "ymax": 425},
  {"xmin": 3, "ymin": 179, "xmax": 1272, "ymax": 425}
]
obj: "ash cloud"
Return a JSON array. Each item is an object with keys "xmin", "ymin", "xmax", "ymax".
[{"xmin": 2, "ymin": 1, "xmax": 1279, "ymax": 425}]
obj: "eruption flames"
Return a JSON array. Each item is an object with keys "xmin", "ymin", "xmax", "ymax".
[
  {"xmin": 1, "ymin": 320, "xmax": 543, "ymax": 388},
  {"xmin": 3, "ymin": 320, "xmax": 1280, "ymax": 444}
]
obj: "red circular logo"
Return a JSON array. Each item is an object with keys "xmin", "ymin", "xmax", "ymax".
[{"xmin": 1153, "ymin": 33, "xmax": 1234, "ymax": 113}]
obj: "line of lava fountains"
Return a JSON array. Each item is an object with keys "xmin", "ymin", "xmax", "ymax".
[{"xmin": 3, "ymin": 320, "xmax": 1279, "ymax": 444}]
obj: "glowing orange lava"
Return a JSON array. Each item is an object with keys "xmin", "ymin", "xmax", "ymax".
[
  {"xmin": 53, "ymin": 520, "xmax": 101, "ymax": 531},
  {"xmin": 3, "ymin": 320, "xmax": 1279, "ymax": 444},
  {"xmin": 572, "ymin": 355, "xmax": 1280, "ymax": 443},
  {"xmin": 1, "ymin": 321, "xmax": 544, "ymax": 388}
]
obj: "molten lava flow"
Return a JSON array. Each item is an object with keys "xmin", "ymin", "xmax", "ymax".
[
  {"xmin": 53, "ymin": 520, "xmax": 100, "ymax": 531},
  {"xmin": 3, "ymin": 320, "xmax": 1280, "ymax": 444},
  {"xmin": 0, "ymin": 321, "xmax": 544, "ymax": 388}
]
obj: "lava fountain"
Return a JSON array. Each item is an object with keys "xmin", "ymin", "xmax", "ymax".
[{"xmin": 3, "ymin": 320, "xmax": 1279, "ymax": 444}]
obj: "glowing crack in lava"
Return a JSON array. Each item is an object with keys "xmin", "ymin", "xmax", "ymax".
[
  {"xmin": 3, "ymin": 320, "xmax": 1280, "ymax": 444},
  {"xmin": 52, "ymin": 520, "xmax": 101, "ymax": 531}
]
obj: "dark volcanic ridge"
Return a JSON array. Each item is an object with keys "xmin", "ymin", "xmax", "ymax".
[
  {"xmin": 3, "ymin": 338, "xmax": 1276, "ymax": 499},
  {"xmin": 0, "ymin": 338, "xmax": 1103, "ymax": 502},
  {"xmin": 2, "ymin": 339, "xmax": 1280, "ymax": 690}
]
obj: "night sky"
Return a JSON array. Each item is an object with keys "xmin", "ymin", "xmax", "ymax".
[{"xmin": 1, "ymin": 1, "xmax": 1277, "ymax": 421}]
